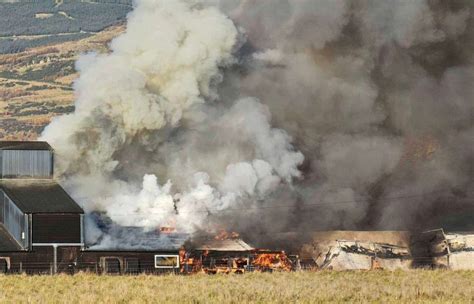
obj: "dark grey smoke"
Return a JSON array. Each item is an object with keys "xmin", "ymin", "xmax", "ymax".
[{"xmin": 211, "ymin": 0, "xmax": 474, "ymax": 246}]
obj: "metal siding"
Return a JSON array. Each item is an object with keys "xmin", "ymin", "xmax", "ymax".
[
  {"xmin": 32, "ymin": 214, "xmax": 81, "ymax": 244},
  {"xmin": 0, "ymin": 190, "xmax": 27, "ymax": 248},
  {"xmin": 1, "ymin": 150, "xmax": 53, "ymax": 178},
  {"xmin": 0, "ymin": 191, "xmax": 4, "ymax": 223}
]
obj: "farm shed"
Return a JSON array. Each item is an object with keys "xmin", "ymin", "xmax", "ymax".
[
  {"xmin": 187, "ymin": 236, "xmax": 297, "ymax": 273},
  {"xmin": 76, "ymin": 250, "xmax": 181, "ymax": 274},
  {"xmin": 79, "ymin": 225, "xmax": 185, "ymax": 274},
  {"xmin": 189, "ymin": 237, "xmax": 255, "ymax": 274}
]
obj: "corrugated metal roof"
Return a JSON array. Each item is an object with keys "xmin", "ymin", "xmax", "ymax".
[
  {"xmin": 196, "ymin": 238, "xmax": 254, "ymax": 252},
  {"xmin": 311, "ymin": 231, "xmax": 411, "ymax": 247},
  {"xmin": 0, "ymin": 141, "xmax": 52, "ymax": 151},
  {"xmin": 0, "ymin": 180, "xmax": 84, "ymax": 214},
  {"xmin": 0, "ymin": 224, "xmax": 22, "ymax": 252}
]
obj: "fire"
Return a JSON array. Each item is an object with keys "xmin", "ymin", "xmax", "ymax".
[
  {"xmin": 253, "ymin": 252, "xmax": 293, "ymax": 271},
  {"xmin": 179, "ymin": 248, "xmax": 200, "ymax": 273},
  {"xmin": 214, "ymin": 230, "xmax": 240, "ymax": 240},
  {"xmin": 159, "ymin": 226, "xmax": 176, "ymax": 233}
]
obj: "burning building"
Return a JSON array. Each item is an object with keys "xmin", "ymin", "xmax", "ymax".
[
  {"xmin": 0, "ymin": 140, "xmax": 296, "ymax": 275},
  {"xmin": 1, "ymin": 140, "xmax": 473, "ymax": 274},
  {"xmin": 34, "ymin": 0, "xmax": 473, "ymax": 268},
  {"xmin": 188, "ymin": 233, "xmax": 297, "ymax": 274}
]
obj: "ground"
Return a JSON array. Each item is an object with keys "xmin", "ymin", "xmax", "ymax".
[
  {"xmin": 0, "ymin": 270, "xmax": 473, "ymax": 303},
  {"xmin": 0, "ymin": 0, "xmax": 129, "ymax": 140}
]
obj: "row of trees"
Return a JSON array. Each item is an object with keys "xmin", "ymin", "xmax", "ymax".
[{"xmin": 0, "ymin": 33, "xmax": 91, "ymax": 54}]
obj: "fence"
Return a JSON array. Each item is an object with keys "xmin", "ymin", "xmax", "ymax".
[
  {"xmin": 1, "ymin": 261, "xmax": 181, "ymax": 276},
  {"xmin": 1, "ymin": 255, "xmax": 473, "ymax": 275}
]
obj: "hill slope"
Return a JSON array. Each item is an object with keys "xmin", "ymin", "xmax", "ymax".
[{"xmin": 0, "ymin": 0, "xmax": 129, "ymax": 139}]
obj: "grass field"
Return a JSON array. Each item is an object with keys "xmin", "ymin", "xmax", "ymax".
[{"xmin": 0, "ymin": 270, "xmax": 473, "ymax": 303}]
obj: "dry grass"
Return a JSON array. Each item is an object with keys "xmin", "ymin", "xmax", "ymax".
[
  {"xmin": 0, "ymin": 25, "xmax": 124, "ymax": 140},
  {"xmin": 0, "ymin": 270, "xmax": 473, "ymax": 303}
]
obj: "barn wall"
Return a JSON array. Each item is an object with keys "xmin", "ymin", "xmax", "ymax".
[
  {"xmin": 32, "ymin": 214, "xmax": 81, "ymax": 243},
  {"xmin": 78, "ymin": 251, "xmax": 180, "ymax": 274},
  {"xmin": 0, "ymin": 249, "xmax": 180, "ymax": 274},
  {"xmin": 0, "ymin": 150, "xmax": 53, "ymax": 179},
  {"xmin": 0, "ymin": 248, "xmax": 54, "ymax": 274}
]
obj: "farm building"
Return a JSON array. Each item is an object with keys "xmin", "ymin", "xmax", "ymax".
[
  {"xmin": 0, "ymin": 141, "xmax": 180, "ymax": 274},
  {"xmin": 0, "ymin": 141, "xmax": 82, "ymax": 273},
  {"xmin": 185, "ymin": 234, "xmax": 298, "ymax": 273}
]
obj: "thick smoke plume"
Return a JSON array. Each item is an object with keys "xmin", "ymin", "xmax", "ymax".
[
  {"xmin": 42, "ymin": 0, "xmax": 473, "ymax": 248},
  {"xmin": 41, "ymin": 0, "xmax": 303, "ymax": 247}
]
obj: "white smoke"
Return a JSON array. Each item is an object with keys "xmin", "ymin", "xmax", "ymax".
[
  {"xmin": 41, "ymin": 0, "xmax": 303, "ymax": 245},
  {"xmin": 43, "ymin": 0, "xmax": 239, "ymax": 176}
]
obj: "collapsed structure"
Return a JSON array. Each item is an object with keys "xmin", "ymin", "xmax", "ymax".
[
  {"xmin": 0, "ymin": 140, "xmax": 473, "ymax": 274},
  {"xmin": 413, "ymin": 229, "xmax": 474, "ymax": 270},
  {"xmin": 300, "ymin": 231, "xmax": 413, "ymax": 270}
]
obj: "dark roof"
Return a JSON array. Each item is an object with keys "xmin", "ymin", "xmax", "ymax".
[
  {"xmin": 87, "ymin": 223, "xmax": 190, "ymax": 251},
  {"xmin": 0, "ymin": 180, "xmax": 84, "ymax": 214},
  {"xmin": 0, "ymin": 224, "xmax": 22, "ymax": 252},
  {"xmin": 0, "ymin": 141, "xmax": 52, "ymax": 151}
]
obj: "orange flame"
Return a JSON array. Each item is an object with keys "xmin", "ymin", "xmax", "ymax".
[
  {"xmin": 253, "ymin": 252, "xmax": 292, "ymax": 271},
  {"xmin": 214, "ymin": 230, "xmax": 240, "ymax": 240},
  {"xmin": 159, "ymin": 226, "xmax": 176, "ymax": 234}
]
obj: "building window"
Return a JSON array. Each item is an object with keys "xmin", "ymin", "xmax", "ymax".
[{"xmin": 154, "ymin": 255, "xmax": 179, "ymax": 269}]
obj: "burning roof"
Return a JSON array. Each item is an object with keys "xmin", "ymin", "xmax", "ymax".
[
  {"xmin": 309, "ymin": 231, "xmax": 411, "ymax": 247},
  {"xmin": 87, "ymin": 217, "xmax": 190, "ymax": 251},
  {"xmin": 196, "ymin": 238, "xmax": 254, "ymax": 252}
]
